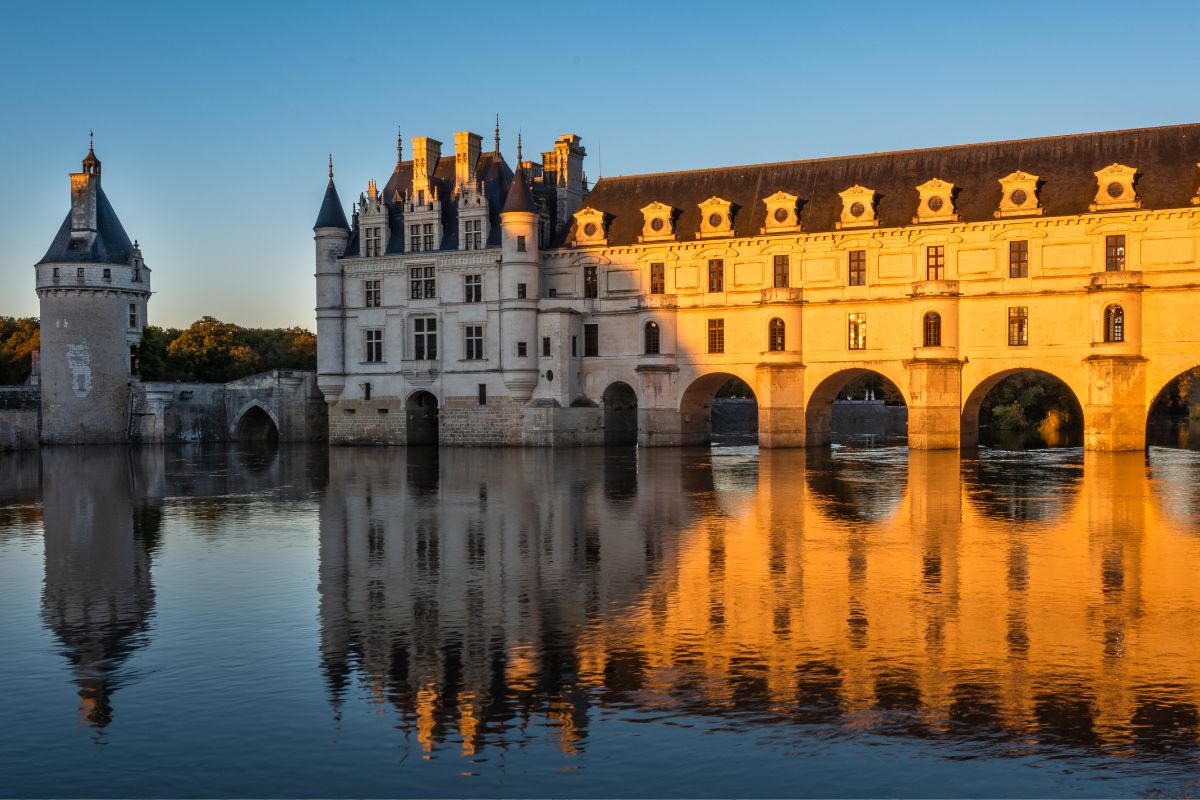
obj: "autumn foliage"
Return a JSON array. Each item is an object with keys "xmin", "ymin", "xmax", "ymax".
[{"xmin": 0, "ymin": 317, "xmax": 40, "ymax": 385}]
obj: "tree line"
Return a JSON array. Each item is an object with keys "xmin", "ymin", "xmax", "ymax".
[{"xmin": 0, "ymin": 316, "xmax": 316, "ymax": 385}]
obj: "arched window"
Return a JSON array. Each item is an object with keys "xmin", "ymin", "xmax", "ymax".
[
  {"xmin": 768, "ymin": 318, "xmax": 786, "ymax": 352},
  {"xmin": 644, "ymin": 321, "xmax": 660, "ymax": 355},
  {"xmin": 923, "ymin": 311, "xmax": 942, "ymax": 347},
  {"xmin": 1104, "ymin": 305, "xmax": 1124, "ymax": 343}
]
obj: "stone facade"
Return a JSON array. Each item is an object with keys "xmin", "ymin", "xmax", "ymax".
[
  {"xmin": 0, "ymin": 388, "xmax": 40, "ymax": 452},
  {"xmin": 317, "ymin": 123, "xmax": 1200, "ymax": 450}
]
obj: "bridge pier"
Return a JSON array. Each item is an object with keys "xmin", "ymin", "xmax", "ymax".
[
  {"xmin": 756, "ymin": 363, "xmax": 806, "ymax": 448},
  {"xmin": 1084, "ymin": 356, "xmax": 1147, "ymax": 451},
  {"xmin": 907, "ymin": 359, "xmax": 963, "ymax": 450}
]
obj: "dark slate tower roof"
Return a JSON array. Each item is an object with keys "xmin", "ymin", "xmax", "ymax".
[
  {"xmin": 314, "ymin": 159, "xmax": 350, "ymax": 230},
  {"xmin": 502, "ymin": 166, "xmax": 535, "ymax": 214},
  {"xmin": 37, "ymin": 186, "xmax": 135, "ymax": 266}
]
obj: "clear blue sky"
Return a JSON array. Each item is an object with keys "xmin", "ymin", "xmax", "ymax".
[{"xmin": 2, "ymin": 0, "xmax": 1197, "ymax": 329}]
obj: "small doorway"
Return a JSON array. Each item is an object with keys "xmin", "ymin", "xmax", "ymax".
[{"xmin": 406, "ymin": 391, "xmax": 439, "ymax": 446}]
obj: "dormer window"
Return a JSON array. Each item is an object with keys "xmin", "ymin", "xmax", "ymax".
[
  {"xmin": 697, "ymin": 197, "xmax": 733, "ymax": 238},
  {"xmin": 761, "ymin": 191, "xmax": 801, "ymax": 233},
  {"xmin": 573, "ymin": 207, "xmax": 607, "ymax": 246},
  {"xmin": 365, "ymin": 226, "xmax": 382, "ymax": 257},
  {"xmin": 463, "ymin": 218, "xmax": 483, "ymax": 250},
  {"xmin": 1090, "ymin": 163, "xmax": 1140, "ymax": 212},
  {"xmin": 836, "ymin": 185, "xmax": 879, "ymax": 229},
  {"xmin": 914, "ymin": 179, "xmax": 958, "ymax": 224},
  {"xmin": 996, "ymin": 171, "xmax": 1042, "ymax": 217},
  {"xmin": 639, "ymin": 202, "xmax": 675, "ymax": 242}
]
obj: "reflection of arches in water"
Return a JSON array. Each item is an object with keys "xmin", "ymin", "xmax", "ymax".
[
  {"xmin": 680, "ymin": 372, "xmax": 758, "ymax": 446},
  {"xmin": 804, "ymin": 447, "xmax": 907, "ymax": 523},
  {"xmin": 603, "ymin": 448, "xmax": 638, "ymax": 502},
  {"xmin": 406, "ymin": 390, "xmax": 439, "ymax": 446},
  {"xmin": 601, "ymin": 382, "xmax": 638, "ymax": 446},
  {"xmin": 961, "ymin": 369, "xmax": 1084, "ymax": 450},
  {"xmin": 1146, "ymin": 367, "xmax": 1200, "ymax": 450},
  {"xmin": 805, "ymin": 368, "xmax": 908, "ymax": 447},
  {"xmin": 961, "ymin": 449, "xmax": 1082, "ymax": 523},
  {"xmin": 234, "ymin": 404, "xmax": 279, "ymax": 446},
  {"xmin": 405, "ymin": 445, "xmax": 439, "ymax": 496}
]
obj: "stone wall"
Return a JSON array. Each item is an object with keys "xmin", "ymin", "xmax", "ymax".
[
  {"xmin": 440, "ymin": 395, "xmax": 527, "ymax": 446},
  {"xmin": 328, "ymin": 398, "xmax": 406, "ymax": 445},
  {"xmin": 0, "ymin": 387, "xmax": 40, "ymax": 451}
]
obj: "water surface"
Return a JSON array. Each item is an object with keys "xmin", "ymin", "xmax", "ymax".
[{"xmin": 2, "ymin": 443, "xmax": 1200, "ymax": 797}]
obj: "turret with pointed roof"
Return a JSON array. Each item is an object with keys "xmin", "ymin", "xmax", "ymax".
[{"xmin": 314, "ymin": 156, "xmax": 351, "ymax": 230}]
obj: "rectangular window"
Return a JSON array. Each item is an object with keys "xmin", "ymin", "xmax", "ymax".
[
  {"xmin": 365, "ymin": 226, "xmax": 382, "ymax": 257},
  {"xmin": 409, "ymin": 224, "xmax": 421, "ymax": 252},
  {"xmin": 364, "ymin": 279, "xmax": 381, "ymax": 307},
  {"xmin": 465, "ymin": 325, "xmax": 484, "ymax": 360},
  {"xmin": 542, "ymin": 337, "xmax": 551, "ymax": 357},
  {"xmin": 128, "ymin": 303, "xmax": 137, "ymax": 329},
  {"xmin": 517, "ymin": 341, "xmax": 527, "ymax": 357},
  {"xmin": 129, "ymin": 345, "xmax": 137, "ymax": 375},
  {"xmin": 773, "ymin": 255, "xmax": 790, "ymax": 288},
  {"xmin": 1008, "ymin": 307, "xmax": 1029, "ymax": 346},
  {"xmin": 77, "ymin": 267, "xmax": 84, "ymax": 281},
  {"xmin": 584, "ymin": 265, "xmax": 598, "ymax": 298},
  {"xmin": 517, "ymin": 282, "xmax": 527, "ymax": 299},
  {"xmin": 548, "ymin": 288, "xmax": 557, "ymax": 298},
  {"xmin": 708, "ymin": 259, "xmax": 724, "ymax": 292},
  {"xmin": 364, "ymin": 329, "xmax": 383, "ymax": 363},
  {"xmin": 103, "ymin": 268, "xmax": 112, "ymax": 280},
  {"xmin": 707, "ymin": 318, "xmax": 725, "ymax": 354},
  {"xmin": 478, "ymin": 383, "xmax": 487, "ymax": 405},
  {"xmin": 848, "ymin": 249, "xmax": 866, "ymax": 286},
  {"xmin": 363, "ymin": 382, "xmax": 372, "ymax": 401},
  {"xmin": 413, "ymin": 317, "xmax": 437, "ymax": 360},
  {"xmin": 1009, "ymin": 240, "xmax": 1029, "ymax": 278},
  {"xmin": 926, "ymin": 245, "xmax": 945, "ymax": 281},
  {"xmin": 132, "ymin": 264, "xmax": 140, "ymax": 282},
  {"xmin": 423, "ymin": 223, "xmax": 435, "ymax": 252},
  {"xmin": 410, "ymin": 266, "xmax": 436, "ymax": 299},
  {"xmin": 650, "ymin": 262, "xmax": 665, "ymax": 294},
  {"xmin": 1106, "ymin": 234, "xmax": 1126, "ymax": 271},
  {"xmin": 584, "ymin": 324, "xmax": 598, "ymax": 357},
  {"xmin": 517, "ymin": 235, "xmax": 526, "ymax": 252},
  {"xmin": 464, "ymin": 274, "xmax": 482, "ymax": 303},
  {"xmin": 848, "ymin": 313, "xmax": 867, "ymax": 350},
  {"xmin": 52, "ymin": 267, "xmax": 60, "ymax": 279},
  {"xmin": 463, "ymin": 218, "xmax": 482, "ymax": 250},
  {"xmin": 571, "ymin": 335, "xmax": 577, "ymax": 357}
]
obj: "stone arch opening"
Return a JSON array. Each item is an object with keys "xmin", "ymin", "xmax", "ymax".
[
  {"xmin": 1146, "ymin": 367, "xmax": 1200, "ymax": 449},
  {"xmin": 805, "ymin": 369, "xmax": 908, "ymax": 448},
  {"xmin": 601, "ymin": 381, "xmax": 638, "ymax": 446},
  {"xmin": 961, "ymin": 369, "xmax": 1083, "ymax": 450},
  {"xmin": 405, "ymin": 390, "xmax": 439, "ymax": 447},
  {"xmin": 234, "ymin": 404, "xmax": 279, "ymax": 447},
  {"xmin": 680, "ymin": 372, "xmax": 758, "ymax": 447}
]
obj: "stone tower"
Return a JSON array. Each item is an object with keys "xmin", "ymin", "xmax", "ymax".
[
  {"xmin": 313, "ymin": 157, "xmax": 351, "ymax": 405},
  {"xmin": 35, "ymin": 142, "xmax": 151, "ymax": 444},
  {"xmin": 499, "ymin": 164, "xmax": 540, "ymax": 399}
]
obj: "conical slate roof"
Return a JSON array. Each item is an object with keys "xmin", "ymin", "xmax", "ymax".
[
  {"xmin": 501, "ymin": 166, "xmax": 535, "ymax": 214},
  {"xmin": 37, "ymin": 186, "xmax": 134, "ymax": 266},
  {"xmin": 314, "ymin": 178, "xmax": 350, "ymax": 230}
]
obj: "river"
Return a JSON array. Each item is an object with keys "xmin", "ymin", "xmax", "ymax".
[{"xmin": 2, "ymin": 443, "xmax": 1200, "ymax": 797}]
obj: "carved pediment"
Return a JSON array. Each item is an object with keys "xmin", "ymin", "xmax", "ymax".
[
  {"xmin": 697, "ymin": 196, "xmax": 734, "ymax": 238},
  {"xmin": 639, "ymin": 201, "xmax": 676, "ymax": 241},
  {"xmin": 573, "ymin": 207, "xmax": 608, "ymax": 246}
]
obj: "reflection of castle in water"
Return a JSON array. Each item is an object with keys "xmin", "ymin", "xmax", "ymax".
[
  {"xmin": 32, "ymin": 445, "xmax": 326, "ymax": 730},
  {"xmin": 319, "ymin": 447, "xmax": 1200, "ymax": 757}
]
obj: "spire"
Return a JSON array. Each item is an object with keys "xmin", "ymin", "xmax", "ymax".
[
  {"xmin": 517, "ymin": 130, "xmax": 523, "ymax": 165},
  {"xmin": 502, "ymin": 164, "xmax": 535, "ymax": 215},
  {"xmin": 395, "ymin": 128, "xmax": 403, "ymax": 170},
  {"xmin": 314, "ymin": 155, "xmax": 350, "ymax": 231},
  {"xmin": 82, "ymin": 130, "xmax": 101, "ymax": 174},
  {"xmin": 494, "ymin": 114, "xmax": 500, "ymax": 153}
]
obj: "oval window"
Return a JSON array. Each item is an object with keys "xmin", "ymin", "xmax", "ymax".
[
  {"xmin": 850, "ymin": 202, "xmax": 865, "ymax": 218},
  {"xmin": 546, "ymin": 369, "xmax": 554, "ymax": 382},
  {"xmin": 774, "ymin": 207, "xmax": 789, "ymax": 222},
  {"xmin": 650, "ymin": 217, "xmax": 664, "ymax": 231},
  {"xmin": 1107, "ymin": 181, "xmax": 1124, "ymax": 198},
  {"xmin": 1010, "ymin": 189, "xmax": 1027, "ymax": 206},
  {"xmin": 583, "ymin": 222, "xmax": 597, "ymax": 236},
  {"xmin": 928, "ymin": 196, "xmax": 944, "ymax": 212},
  {"xmin": 708, "ymin": 213, "xmax": 723, "ymax": 228}
]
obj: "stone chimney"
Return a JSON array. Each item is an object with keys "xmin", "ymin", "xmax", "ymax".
[
  {"xmin": 553, "ymin": 134, "xmax": 587, "ymax": 222},
  {"xmin": 69, "ymin": 146, "xmax": 102, "ymax": 244},
  {"xmin": 411, "ymin": 136, "xmax": 442, "ymax": 194},
  {"xmin": 454, "ymin": 131, "xmax": 482, "ymax": 189}
]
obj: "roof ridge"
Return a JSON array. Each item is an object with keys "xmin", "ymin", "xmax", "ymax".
[{"xmin": 594, "ymin": 122, "xmax": 1200, "ymax": 184}]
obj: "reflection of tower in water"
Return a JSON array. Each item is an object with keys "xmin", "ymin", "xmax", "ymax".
[{"xmin": 40, "ymin": 448, "xmax": 157, "ymax": 730}]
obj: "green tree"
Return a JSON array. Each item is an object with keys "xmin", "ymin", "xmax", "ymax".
[{"xmin": 0, "ymin": 317, "xmax": 40, "ymax": 385}]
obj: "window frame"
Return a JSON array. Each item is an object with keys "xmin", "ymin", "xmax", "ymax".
[
  {"xmin": 707, "ymin": 318, "xmax": 725, "ymax": 354},
  {"xmin": 848, "ymin": 249, "xmax": 867, "ymax": 286},
  {"xmin": 1104, "ymin": 304, "xmax": 1125, "ymax": 343},
  {"xmin": 1009, "ymin": 240, "xmax": 1029, "ymax": 278},
  {"xmin": 364, "ymin": 328, "xmax": 384, "ymax": 363},
  {"xmin": 707, "ymin": 259, "xmax": 724, "ymax": 293},
  {"xmin": 464, "ymin": 324, "xmax": 484, "ymax": 360},
  {"xmin": 1106, "ymin": 234, "xmax": 1126, "ymax": 272},
  {"xmin": 583, "ymin": 323, "xmax": 599, "ymax": 357},
  {"xmin": 583, "ymin": 265, "xmax": 598, "ymax": 299},
  {"xmin": 772, "ymin": 255, "xmax": 789, "ymax": 289},
  {"xmin": 649, "ymin": 262, "xmax": 666, "ymax": 294},
  {"xmin": 644, "ymin": 321, "xmax": 661, "ymax": 355},
  {"xmin": 1007, "ymin": 306, "xmax": 1029, "ymax": 347},
  {"xmin": 768, "ymin": 317, "xmax": 786, "ymax": 352},
  {"xmin": 922, "ymin": 311, "xmax": 941, "ymax": 347},
  {"xmin": 464, "ymin": 273, "xmax": 482, "ymax": 303},
  {"xmin": 926, "ymin": 245, "xmax": 946, "ymax": 281},
  {"xmin": 364, "ymin": 279, "xmax": 381, "ymax": 308},
  {"xmin": 413, "ymin": 317, "xmax": 437, "ymax": 360},
  {"xmin": 847, "ymin": 313, "xmax": 867, "ymax": 351}
]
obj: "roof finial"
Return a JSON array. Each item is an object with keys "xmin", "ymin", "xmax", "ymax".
[
  {"xmin": 517, "ymin": 130, "xmax": 523, "ymax": 165},
  {"xmin": 396, "ymin": 127, "xmax": 403, "ymax": 166},
  {"xmin": 494, "ymin": 114, "xmax": 500, "ymax": 153},
  {"xmin": 88, "ymin": 129, "xmax": 94, "ymax": 152},
  {"xmin": 328, "ymin": 154, "xmax": 335, "ymax": 187}
]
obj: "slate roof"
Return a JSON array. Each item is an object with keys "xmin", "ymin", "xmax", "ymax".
[
  {"xmin": 37, "ymin": 185, "xmax": 135, "ymax": 265},
  {"xmin": 314, "ymin": 179, "xmax": 350, "ymax": 230},
  {"xmin": 572, "ymin": 123, "xmax": 1200, "ymax": 247},
  {"xmin": 501, "ymin": 166, "xmax": 535, "ymax": 213}
]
